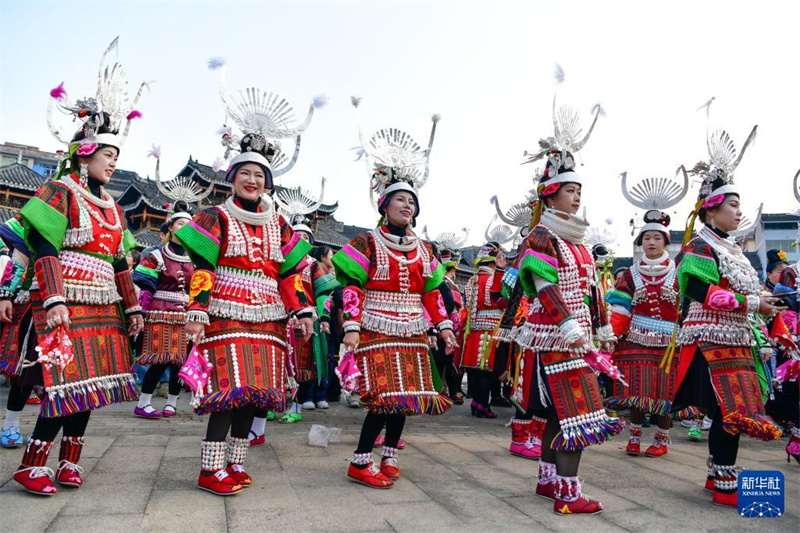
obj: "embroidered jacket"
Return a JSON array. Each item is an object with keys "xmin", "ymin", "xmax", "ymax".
[
  {"xmin": 332, "ymin": 227, "xmax": 450, "ymax": 337},
  {"xmin": 132, "ymin": 244, "xmax": 194, "ymax": 323},
  {"xmin": 176, "ymin": 199, "xmax": 313, "ymax": 324},
  {"xmin": 514, "ymin": 224, "xmax": 611, "ymax": 353}
]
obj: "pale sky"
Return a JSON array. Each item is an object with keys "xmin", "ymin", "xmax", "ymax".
[{"xmin": 1, "ymin": 0, "xmax": 798, "ymax": 254}]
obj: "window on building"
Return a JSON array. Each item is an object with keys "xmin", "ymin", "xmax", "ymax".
[
  {"xmin": 766, "ymin": 240, "xmax": 796, "ymax": 253},
  {"xmin": 33, "ymin": 162, "xmax": 58, "ymax": 177}
]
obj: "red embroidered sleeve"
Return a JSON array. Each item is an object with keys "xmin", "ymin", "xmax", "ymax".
[
  {"xmin": 34, "ymin": 256, "xmax": 65, "ymax": 310},
  {"xmin": 115, "ymin": 270, "xmax": 141, "ymax": 315}
]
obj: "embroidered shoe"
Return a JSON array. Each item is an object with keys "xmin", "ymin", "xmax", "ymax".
[
  {"xmin": 626, "ymin": 440, "xmax": 641, "ymax": 456},
  {"xmin": 510, "ymin": 440, "xmax": 541, "ymax": 459},
  {"xmin": 397, "ymin": 438, "xmax": 406, "ymax": 450},
  {"xmin": 248, "ymin": 431, "xmax": 266, "ymax": 447},
  {"xmin": 688, "ymin": 426, "xmax": 703, "ymax": 442},
  {"xmin": 1, "ymin": 426, "xmax": 24, "ymax": 448},
  {"xmin": 226, "ymin": 463, "xmax": 252, "ymax": 487},
  {"xmin": 134, "ymin": 406, "xmax": 162, "ymax": 419},
  {"xmin": 198, "ymin": 470, "xmax": 243, "ymax": 496},
  {"xmin": 162, "ymin": 405, "xmax": 177, "ymax": 418},
  {"xmin": 14, "ymin": 466, "xmax": 57, "ymax": 496},
  {"xmin": 704, "ymin": 476, "xmax": 715, "ymax": 492},
  {"xmin": 535, "ymin": 482, "xmax": 556, "ymax": 501},
  {"xmin": 380, "ymin": 457, "xmax": 401, "ymax": 480},
  {"xmin": 347, "ymin": 463, "xmax": 394, "ymax": 489},
  {"xmin": 553, "ymin": 495, "xmax": 605, "ymax": 515},
  {"xmin": 712, "ymin": 490, "xmax": 737, "ymax": 508},
  {"xmin": 645, "ymin": 442, "xmax": 668, "ymax": 457},
  {"xmin": 55, "ymin": 460, "xmax": 84, "ymax": 487}
]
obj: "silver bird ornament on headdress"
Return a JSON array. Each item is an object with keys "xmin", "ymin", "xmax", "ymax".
[
  {"xmin": 620, "ymin": 168, "xmax": 689, "ymax": 212},
  {"xmin": 690, "ymin": 98, "xmax": 757, "ymax": 199},
  {"xmin": 47, "ymin": 37, "xmax": 150, "ymax": 149},
  {"xmin": 522, "ymin": 64, "xmax": 603, "ymax": 167},
  {"xmin": 208, "ymin": 58, "xmax": 326, "ymax": 179},
  {"xmin": 351, "ymin": 97, "xmax": 439, "ymax": 212},
  {"xmin": 274, "ymin": 178, "xmax": 327, "ymax": 226},
  {"xmin": 149, "ymin": 145, "xmax": 217, "ymax": 205}
]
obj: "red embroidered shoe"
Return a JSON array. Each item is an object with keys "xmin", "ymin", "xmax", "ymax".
[
  {"xmin": 347, "ymin": 463, "xmax": 394, "ymax": 489},
  {"xmin": 14, "ymin": 466, "xmax": 57, "ymax": 496},
  {"xmin": 249, "ymin": 432, "xmax": 266, "ymax": 447},
  {"xmin": 704, "ymin": 476, "xmax": 715, "ymax": 492},
  {"xmin": 645, "ymin": 443, "xmax": 668, "ymax": 457},
  {"xmin": 380, "ymin": 457, "xmax": 401, "ymax": 480},
  {"xmin": 198, "ymin": 470, "xmax": 243, "ymax": 496},
  {"xmin": 56, "ymin": 461, "xmax": 84, "ymax": 487},
  {"xmin": 553, "ymin": 495, "xmax": 605, "ymax": 515},
  {"xmin": 15, "ymin": 439, "xmax": 56, "ymax": 496},
  {"xmin": 712, "ymin": 490, "xmax": 737, "ymax": 508},
  {"xmin": 626, "ymin": 440, "xmax": 641, "ymax": 456},
  {"xmin": 226, "ymin": 464, "xmax": 252, "ymax": 487},
  {"xmin": 535, "ymin": 482, "xmax": 556, "ymax": 501}
]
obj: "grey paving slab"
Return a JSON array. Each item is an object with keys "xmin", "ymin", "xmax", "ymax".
[{"xmin": 1, "ymin": 387, "xmax": 797, "ymax": 532}]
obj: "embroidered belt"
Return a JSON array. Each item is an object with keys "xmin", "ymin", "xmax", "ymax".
[
  {"xmin": 209, "ymin": 266, "xmax": 286, "ymax": 323},
  {"xmin": 469, "ymin": 309, "xmax": 503, "ymax": 331},
  {"xmin": 153, "ymin": 290, "xmax": 189, "ymax": 304},
  {"xmin": 59, "ymin": 250, "xmax": 121, "ymax": 305},
  {"xmin": 626, "ymin": 314, "xmax": 678, "ymax": 347},
  {"xmin": 145, "ymin": 310, "xmax": 187, "ymax": 324},
  {"xmin": 361, "ymin": 290, "xmax": 427, "ymax": 337},
  {"xmin": 678, "ymin": 302, "xmax": 754, "ymax": 347}
]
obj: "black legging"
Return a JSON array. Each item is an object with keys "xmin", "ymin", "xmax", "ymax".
[
  {"xmin": 205, "ymin": 406, "xmax": 257, "ymax": 442},
  {"xmin": 434, "ymin": 339, "xmax": 462, "ymax": 397},
  {"xmin": 707, "ymin": 406, "xmax": 740, "ymax": 466},
  {"xmin": 466, "ymin": 369, "xmax": 492, "ymax": 407},
  {"xmin": 354, "ymin": 412, "xmax": 406, "ymax": 454},
  {"xmin": 140, "ymin": 363, "xmax": 182, "ymax": 396},
  {"xmin": 30, "ymin": 410, "xmax": 91, "ymax": 442},
  {"xmin": 6, "ymin": 378, "xmax": 33, "ymax": 412},
  {"xmin": 541, "ymin": 415, "xmax": 582, "ymax": 476}
]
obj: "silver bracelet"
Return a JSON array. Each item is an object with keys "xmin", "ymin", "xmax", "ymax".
[
  {"xmin": 745, "ymin": 294, "xmax": 760, "ymax": 315},
  {"xmin": 595, "ymin": 324, "xmax": 617, "ymax": 343},
  {"xmin": 43, "ymin": 295, "xmax": 66, "ymax": 309},
  {"xmin": 187, "ymin": 310, "xmax": 210, "ymax": 325},
  {"xmin": 436, "ymin": 320, "xmax": 454, "ymax": 333},
  {"xmin": 558, "ymin": 319, "xmax": 585, "ymax": 344},
  {"xmin": 343, "ymin": 321, "xmax": 361, "ymax": 333}
]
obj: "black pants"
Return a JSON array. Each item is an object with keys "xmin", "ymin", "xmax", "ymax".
[
  {"xmin": 466, "ymin": 369, "xmax": 492, "ymax": 407},
  {"xmin": 434, "ymin": 339, "xmax": 462, "ymax": 397},
  {"xmin": 140, "ymin": 363, "xmax": 181, "ymax": 396},
  {"xmin": 206, "ymin": 406, "xmax": 257, "ymax": 442},
  {"xmin": 355, "ymin": 412, "xmax": 406, "ymax": 453},
  {"xmin": 31, "ymin": 411, "xmax": 91, "ymax": 442},
  {"xmin": 707, "ymin": 406, "xmax": 740, "ymax": 466},
  {"xmin": 6, "ymin": 378, "xmax": 33, "ymax": 412}
]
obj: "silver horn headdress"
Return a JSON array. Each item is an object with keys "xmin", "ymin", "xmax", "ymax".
[
  {"xmin": 690, "ymin": 97, "xmax": 757, "ymax": 206},
  {"xmin": 274, "ymin": 178, "xmax": 326, "ymax": 237},
  {"xmin": 620, "ymin": 167, "xmax": 689, "ymax": 242},
  {"xmin": 47, "ymin": 37, "xmax": 150, "ymax": 154},
  {"xmin": 351, "ymin": 97, "xmax": 439, "ymax": 215},
  {"xmin": 422, "ymin": 226, "xmax": 470, "ymax": 251},
  {"xmin": 522, "ymin": 65, "xmax": 603, "ymax": 189},
  {"xmin": 484, "ymin": 216, "xmax": 515, "ymax": 247},
  {"xmin": 208, "ymin": 58, "xmax": 326, "ymax": 181},
  {"xmin": 148, "ymin": 145, "xmax": 217, "ymax": 211}
]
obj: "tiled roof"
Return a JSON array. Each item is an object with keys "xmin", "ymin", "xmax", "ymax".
[
  {"xmin": 133, "ymin": 228, "xmax": 163, "ymax": 248},
  {"xmin": 0, "ymin": 207, "xmax": 19, "ymax": 224},
  {"xmin": 0, "ymin": 163, "xmax": 48, "ymax": 192}
]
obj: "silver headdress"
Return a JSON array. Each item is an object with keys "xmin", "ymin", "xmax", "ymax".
[
  {"xmin": 47, "ymin": 37, "xmax": 149, "ymax": 152},
  {"xmin": 484, "ymin": 216, "xmax": 515, "ymax": 247},
  {"xmin": 148, "ymin": 145, "xmax": 216, "ymax": 220},
  {"xmin": 351, "ymin": 97, "xmax": 439, "ymax": 214},
  {"xmin": 585, "ymin": 222, "xmax": 617, "ymax": 252},
  {"xmin": 274, "ymin": 178, "xmax": 326, "ymax": 237},
  {"xmin": 620, "ymin": 167, "xmax": 689, "ymax": 241},
  {"xmin": 690, "ymin": 98, "xmax": 757, "ymax": 205},
  {"xmin": 422, "ymin": 226, "xmax": 469, "ymax": 251},
  {"xmin": 794, "ymin": 168, "xmax": 800, "ymax": 206},
  {"xmin": 208, "ymin": 58, "xmax": 326, "ymax": 182},
  {"xmin": 522, "ymin": 65, "xmax": 603, "ymax": 189},
  {"xmin": 728, "ymin": 202, "xmax": 763, "ymax": 244}
]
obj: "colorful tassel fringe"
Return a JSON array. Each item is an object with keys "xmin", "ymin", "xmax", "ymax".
[
  {"xmin": 195, "ymin": 385, "xmax": 285, "ymax": 416},
  {"xmin": 42, "ymin": 375, "xmax": 140, "ymax": 418},
  {"xmin": 551, "ymin": 416, "xmax": 625, "ymax": 451},
  {"xmin": 606, "ymin": 396, "xmax": 672, "ymax": 417},
  {"xmin": 362, "ymin": 392, "xmax": 453, "ymax": 417},
  {"xmin": 135, "ymin": 352, "xmax": 187, "ymax": 366},
  {"xmin": 722, "ymin": 411, "xmax": 782, "ymax": 442}
]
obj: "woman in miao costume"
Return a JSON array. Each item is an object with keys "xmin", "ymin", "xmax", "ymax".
[
  {"xmin": 13, "ymin": 38, "xmax": 147, "ymax": 495},
  {"xmin": 512, "ymin": 67, "xmax": 622, "ymax": 515},
  {"xmin": 606, "ymin": 170, "xmax": 690, "ymax": 457},
  {"xmin": 672, "ymin": 102, "xmax": 784, "ymax": 508},
  {"xmin": 177, "ymin": 59, "xmax": 323, "ymax": 496},
  {"xmin": 333, "ymin": 98, "xmax": 455, "ymax": 489}
]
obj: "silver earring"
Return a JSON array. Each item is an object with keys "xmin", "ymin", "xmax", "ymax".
[
  {"xmin": 710, "ymin": 217, "xmax": 716, "ymax": 230},
  {"xmin": 79, "ymin": 163, "xmax": 88, "ymax": 187}
]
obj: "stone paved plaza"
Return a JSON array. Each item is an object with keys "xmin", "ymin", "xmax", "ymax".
[{"xmin": 0, "ymin": 388, "xmax": 797, "ymax": 532}]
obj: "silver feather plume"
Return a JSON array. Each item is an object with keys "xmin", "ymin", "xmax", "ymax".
[
  {"xmin": 484, "ymin": 216, "xmax": 515, "ymax": 246},
  {"xmin": 619, "ymin": 166, "xmax": 689, "ymax": 211},
  {"xmin": 274, "ymin": 178, "xmax": 326, "ymax": 225}
]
